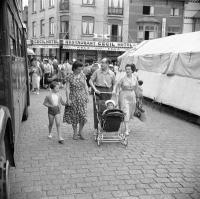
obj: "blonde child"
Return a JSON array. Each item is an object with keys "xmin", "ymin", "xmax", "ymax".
[
  {"xmin": 102, "ymin": 100, "xmax": 116, "ymax": 115},
  {"xmin": 43, "ymin": 81, "xmax": 66, "ymax": 144}
]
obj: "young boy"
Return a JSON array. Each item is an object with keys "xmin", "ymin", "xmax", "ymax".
[
  {"xmin": 43, "ymin": 81, "xmax": 66, "ymax": 144},
  {"xmin": 137, "ymin": 80, "xmax": 145, "ymax": 113}
]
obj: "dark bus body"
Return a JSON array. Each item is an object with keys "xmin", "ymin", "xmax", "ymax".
[{"xmin": 0, "ymin": 0, "xmax": 30, "ymax": 198}]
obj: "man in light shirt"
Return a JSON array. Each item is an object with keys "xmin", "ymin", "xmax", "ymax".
[
  {"xmin": 43, "ymin": 59, "xmax": 54, "ymax": 88},
  {"xmin": 89, "ymin": 57, "xmax": 115, "ymax": 130}
]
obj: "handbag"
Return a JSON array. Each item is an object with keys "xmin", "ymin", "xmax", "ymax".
[{"xmin": 134, "ymin": 104, "xmax": 147, "ymax": 122}]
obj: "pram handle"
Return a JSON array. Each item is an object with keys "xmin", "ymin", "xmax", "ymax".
[{"xmin": 94, "ymin": 91, "xmax": 113, "ymax": 94}]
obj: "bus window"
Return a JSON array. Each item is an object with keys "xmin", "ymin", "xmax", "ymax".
[{"xmin": 8, "ymin": 8, "xmax": 16, "ymax": 56}]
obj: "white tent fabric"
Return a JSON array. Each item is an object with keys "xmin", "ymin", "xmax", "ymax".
[
  {"xmin": 118, "ymin": 31, "xmax": 200, "ymax": 116},
  {"xmin": 119, "ymin": 31, "xmax": 200, "ymax": 79}
]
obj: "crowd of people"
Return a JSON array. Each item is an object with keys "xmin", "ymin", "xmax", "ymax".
[
  {"xmin": 29, "ymin": 56, "xmax": 145, "ymax": 144},
  {"xmin": 29, "ymin": 57, "xmax": 73, "ymax": 94}
]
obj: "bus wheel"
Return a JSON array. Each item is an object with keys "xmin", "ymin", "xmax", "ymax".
[
  {"xmin": 0, "ymin": 157, "xmax": 10, "ymax": 199},
  {"xmin": 22, "ymin": 105, "xmax": 28, "ymax": 121}
]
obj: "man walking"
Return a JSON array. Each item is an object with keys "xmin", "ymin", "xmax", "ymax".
[{"xmin": 89, "ymin": 57, "xmax": 115, "ymax": 130}]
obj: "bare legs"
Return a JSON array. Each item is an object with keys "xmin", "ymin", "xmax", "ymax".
[
  {"xmin": 72, "ymin": 121, "xmax": 86, "ymax": 140},
  {"xmin": 48, "ymin": 114, "xmax": 64, "ymax": 142},
  {"xmin": 124, "ymin": 121, "xmax": 130, "ymax": 136}
]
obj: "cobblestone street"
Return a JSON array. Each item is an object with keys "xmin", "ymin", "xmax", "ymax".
[{"xmin": 10, "ymin": 89, "xmax": 200, "ymax": 199}]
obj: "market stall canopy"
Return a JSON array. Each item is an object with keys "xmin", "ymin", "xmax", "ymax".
[
  {"xmin": 119, "ymin": 31, "xmax": 200, "ymax": 79},
  {"xmin": 27, "ymin": 48, "xmax": 35, "ymax": 55},
  {"xmin": 118, "ymin": 31, "xmax": 200, "ymax": 116}
]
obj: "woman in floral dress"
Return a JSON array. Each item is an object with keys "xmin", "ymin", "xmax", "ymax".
[{"xmin": 63, "ymin": 61, "xmax": 89, "ymax": 140}]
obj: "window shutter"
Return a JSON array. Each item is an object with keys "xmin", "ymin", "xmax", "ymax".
[
  {"xmin": 107, "ymin": 24, "xmax": 111, "ymax": 35},
  {"xmin": 118, "ymin": 25, "xmax": 122, "ymax": 37},
  {"xmin": 88, "ymin": 22, "xmax": 94, "ymax": 34},
  {"xmin": 175, "ymin": 8, "xmax": 179, "ymax": 16},
  {"xmin": 82, "ymin": 21, "xmax": 87, "ymax": 34},
  {"xmin": 150, "ymin": 6, "xmax": 154, "ymax": 15}
]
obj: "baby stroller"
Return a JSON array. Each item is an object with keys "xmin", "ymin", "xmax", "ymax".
[{"xmin": 94, "ymin": 92, "xmax": 128, "ymax": 147}]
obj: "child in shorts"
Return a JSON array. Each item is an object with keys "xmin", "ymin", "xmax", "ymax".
[
  {"xmin": 137, "ymin": 80, "xmax": 145, "ymax": 113},
  {"xmin": 43, "ymin": 81, "xmax": 66, "ymax": 144}
]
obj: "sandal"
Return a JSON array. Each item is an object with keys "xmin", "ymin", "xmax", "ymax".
[
  {"xmin": 73, "ymin": 134, "xmax": 79, "ymax": 140},
  {"xmin": 58, "ymin": 140, "xmax": 64, "ymax": 144}
]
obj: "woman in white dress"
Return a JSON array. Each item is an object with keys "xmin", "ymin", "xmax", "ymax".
[
  {"xmin": 113, "ymin": 64, "xmax": 139, "ymax": 135},
  {"xmin": 30, "ymin": 58, "xmax": 42, "ymax": 94}
]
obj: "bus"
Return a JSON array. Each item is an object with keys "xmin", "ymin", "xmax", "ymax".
[{"xmin": 0, "ymin": 0, "xmax": 30, "ymax": 198}]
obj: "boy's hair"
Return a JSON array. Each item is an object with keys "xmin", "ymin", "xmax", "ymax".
[
  {"xmin": 138, "ymin": 80, "xmax": 143, "ymax": 86},
  {"xmin": 50, "ymin": 81, "xmax": 59, "ymax": 89}
]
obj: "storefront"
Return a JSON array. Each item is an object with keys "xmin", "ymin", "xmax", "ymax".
[
  {"xmin": 28, "ymin": 39, "xmax": 137, "ymax": 64},
  {"xmin": 62, "ymin": 39, "xmax": 137, "ymax": 64},
  {"xmin": 28, "ymin": 39, "xmax": 60, "ymax": 60}
]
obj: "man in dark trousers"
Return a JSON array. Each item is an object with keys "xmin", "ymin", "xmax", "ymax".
[{"xmin": 89, "ymin": 57, "xmax": 115, "ymax": 130}]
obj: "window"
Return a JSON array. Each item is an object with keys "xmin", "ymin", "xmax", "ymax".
[
  {"xmin": 8, "ymin": 8, "xmax": 16, "ymax": 55},
  {"xmin": 40, "ymin": 19, "xmax": 45, "ymax": 36},
  {"xmin": 170, "ymin": 8, "xmax": 179, "ymax": 16},
  {"xmin": 49, "ymin": 17, "xmax": 54, "ymax": 35},
  {"xmin": 82, "ymin": 16, "xmax": 94, "ymax": 35},
  {"xmin": 32, "ymin": 0, "xmax": 36, "ymax": 13},
  {"xmin": 108, "ymin": 0, "xmax": 123, "ymax": 15},
  {"xmin": 32, "ymin": 21, "xmax": 36, "ymax": 37},
  {"xmin": 107, "ymin": 22, "xmax": 122, "ymax": 42},
  {"xmin": 137, "ymin": 25, "xmax": 157, "ymax": 41},
  {"xmin": 168, "ymin": 26, "xmax": 180, "ymax": 35},
  {"xmin": 82, "ymin": 0, "xmax": 95, "ymax": 5},
  {"xmin": 40, "ymin": 0, "xmax": 45, "ymax": 10},
  {"xmin": 143, "ymin": 6, "xmax": 154, "ymax": 15},
  {"xmin": 49, "ymin": 0, "xmax": 55, "ymax": 7},
  {"xmin": 60, "ymin": 21, "xmax": 69, "ymax": 33},
  {"xmin": 60, "ymin": 0, "xmax": 69, "ymax": 10}
]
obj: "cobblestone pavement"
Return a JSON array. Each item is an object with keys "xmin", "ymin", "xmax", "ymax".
[{"xmin": 10, "ymin": 89, "xmax": 200, "ymax": 199}]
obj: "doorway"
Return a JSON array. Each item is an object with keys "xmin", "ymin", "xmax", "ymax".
[
  {"xmin": 145, "ymin": 31, "xmax": 149, "ymax": 40},
  {"xmin": 111, "ymin": 25, "xmax": 118, "ymax": 41}
]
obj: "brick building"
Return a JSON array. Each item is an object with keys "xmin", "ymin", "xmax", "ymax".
[
  {"xmin": 27, "ymin": 0, "xmax": 136, "ymax": 63},
  {"xmin": 183, "ymin": 0, "xmax": 200, "ymax": 32},
  {"xmin": 128, "ymin": 0, "xmax": 187, "ymax": 42}
]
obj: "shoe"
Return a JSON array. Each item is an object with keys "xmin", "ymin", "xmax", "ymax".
[
  {"xmin": 78, "ymin": 134, "xmax": 86, "ymax": 140},
  {"xmin": 58, "ymin": 140, "xmax": 64, "ymax": 144},
  {"xmin": 48, "ymin": 134, "xmax": 53, "ymax": 139},
  {"xmin": 36, "ymin": 92, "xmax": 39, "ymax": 95},
  {"xmin": 73, "ymin": 134, "xmax": 79, "ymax": 140}
]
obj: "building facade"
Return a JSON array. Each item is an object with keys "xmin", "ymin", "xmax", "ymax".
[
  {"xmin": 128, "ymin": 0, "xmax": 187, "ymax": 43},
  {"xmin": 183, "ymin": 0, "xmax": 200, "ymax": 32},
  {"xmin": 27, "ymin": 0, "xmax": 136, "ymax": 63}
]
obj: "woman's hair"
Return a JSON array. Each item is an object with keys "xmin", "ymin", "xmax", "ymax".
[
  {"xmin": 50, "ymin": 81, "xmax": 59, "ymax": 89},
  {"xmin": 72, "ymin": 61, "xmax": 83, "ymax": 71},
  {"xmin": 125, "ymin": 64, "xmax": 136, "ymax": 73}
]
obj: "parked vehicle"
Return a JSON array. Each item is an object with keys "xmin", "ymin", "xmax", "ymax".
[{"xmin": 0, "ymin": 0, "xmax": 30, "ymax": 198}]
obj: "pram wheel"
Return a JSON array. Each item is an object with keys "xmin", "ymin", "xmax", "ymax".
[
  {"xmin": 97, "ymin": 137, "xmax": 101, "ymax": 146},
  {"xmin": 122, "ymin": 137, "xmax": 128, "ymax": 147}
]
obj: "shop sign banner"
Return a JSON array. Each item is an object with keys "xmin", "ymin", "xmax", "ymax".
[
  {"xmin": 31, "ymin": 39, "xmax": 60, "ymax": 48},
  {"xmin": 63, "ymin": 39, "xmax": 137, "ymax": 49},
  {"xmin": 63, "ymin": 45, "xmax": 128, "ymax": 51},
  {"xmin": 32, "ymin": 39, "xmax": 59, "ymax": 45}
]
